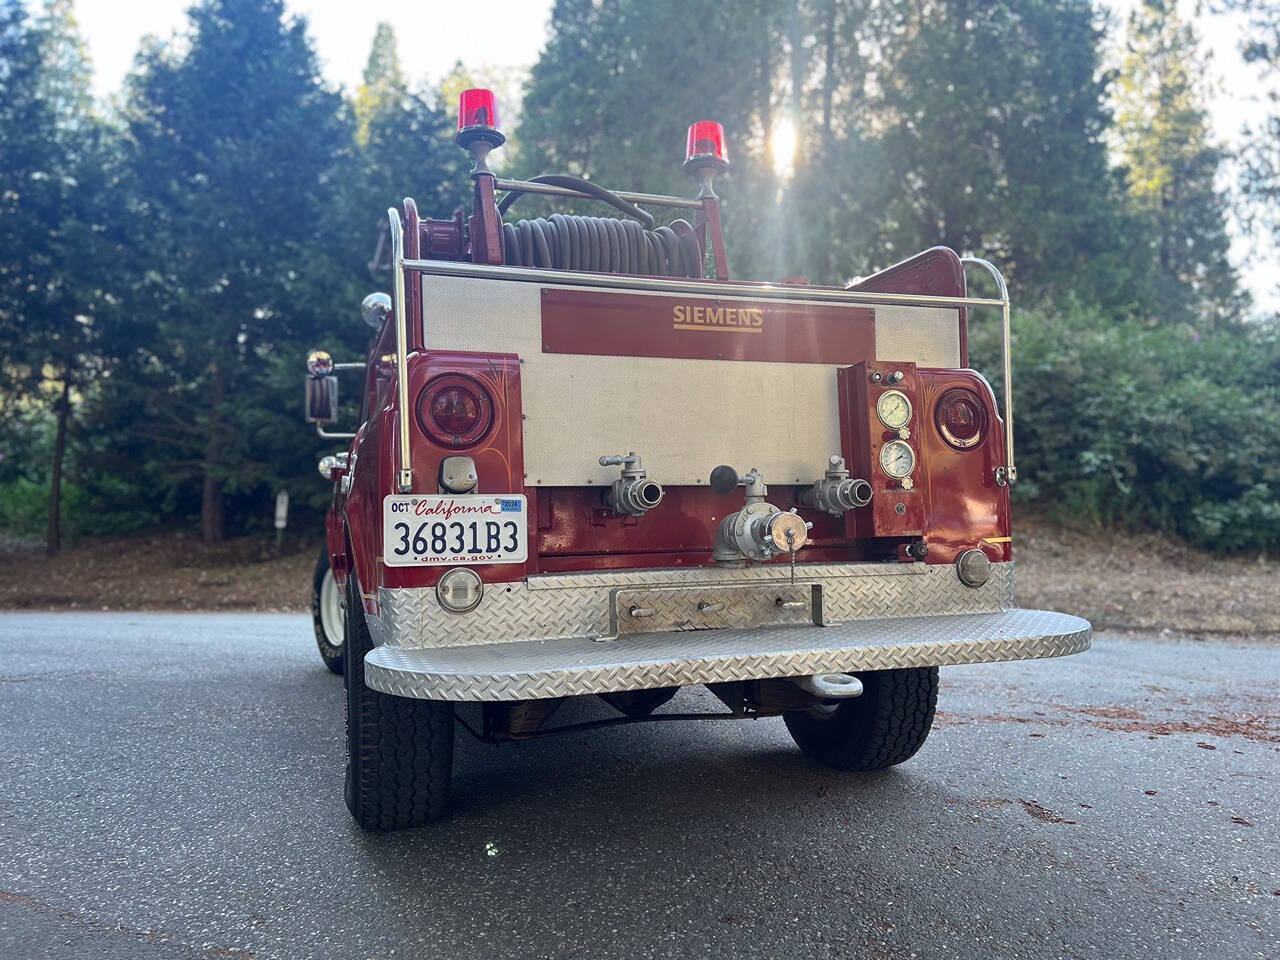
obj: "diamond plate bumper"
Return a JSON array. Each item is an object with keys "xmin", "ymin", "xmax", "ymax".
[
  {"xmin": 363, "ymin": 608, "xmax": 1091, "ymax": 701},
  {"xmin": 365, "ymin": 561, "xmax": 1016, "ymax": 649}
]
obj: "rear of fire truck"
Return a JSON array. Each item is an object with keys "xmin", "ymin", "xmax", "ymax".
[{"xmin": 304, "ymin": 89, "xmax": 1091, "ymax": 831}]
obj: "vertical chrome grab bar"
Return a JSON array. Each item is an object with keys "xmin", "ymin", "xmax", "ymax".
[
  {"xmin": 387, "ymin": 207, "xmax": 414, "ymax": 492},
  {"xmin": 959, "ymin": 257, "xmax": 1016, "ymax": 486}
]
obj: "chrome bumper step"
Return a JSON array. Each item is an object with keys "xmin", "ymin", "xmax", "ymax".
[{"xmin": 363, "ymin": 608, "xmax": 1090, "ymax": 702}]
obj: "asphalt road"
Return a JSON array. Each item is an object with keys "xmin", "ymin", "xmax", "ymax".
[{"xmin": 1, "ymin": 613, "xmax": 1275, "ymax": 960}]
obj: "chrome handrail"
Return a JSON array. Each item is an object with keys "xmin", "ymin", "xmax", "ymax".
[
  {"xmin": 315, "ymin": 423, "xmax": 356, "ymax": 440},
  {"xmin": 387, "ymin": 206, "xmax": 414, "ymax": 492},
  {"xmin": 959, "ymin": 257, "xmax": 1015, "ymax": 486},
  {"xmin": 493, "ymin": 177, "xmax": 704, "ymax": 211},
  {"xmin": 397, "ymin": 258, "xmax": 1007, "ymax": 311}
]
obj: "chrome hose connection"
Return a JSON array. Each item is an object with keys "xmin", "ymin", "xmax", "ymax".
[
  {"xmin": 710, "ymin": 467, "xmax": 812, "ymax": 566},
  {"xmin": 796, "ymin": 455, "xmax": 873, "ymax": 516},
  {"xmin": 599, "ymin": 452, "xmax": 665, "ymax": 517}
]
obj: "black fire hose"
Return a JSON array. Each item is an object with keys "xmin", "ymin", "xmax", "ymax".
[
  {"xmin": 502, "ymin": 214, "xmax": 702, "ymax": 277},
  {"xmin": 497, "ymin": 174, "xmax": 702, "ymax": 277}
]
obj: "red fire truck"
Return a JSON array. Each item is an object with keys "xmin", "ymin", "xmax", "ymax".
[{"xmin": 304, "ymin": 89, "xmax": 1090, "ymax": 831}]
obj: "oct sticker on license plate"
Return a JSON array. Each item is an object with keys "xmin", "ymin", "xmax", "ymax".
[{"xmin": 383, "ymin": 494, "xmax": 527, "ymax": 566}]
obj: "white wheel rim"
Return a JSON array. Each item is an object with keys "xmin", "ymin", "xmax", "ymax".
[{"xmin": 319, "ymin": 568, "xmax": 344, "ymax": 648}]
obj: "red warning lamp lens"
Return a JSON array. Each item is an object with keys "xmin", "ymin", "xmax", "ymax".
[
  {"xmin": 458, "ymin": 88, "xmax": 498, "ymax": 131},
  {"xmin": 935, "ymin": 388, "xmax": 987, "ymax": 450},
  {"xmin": 685, "ymin": 121, "xmax": 727, "ymax": 164}
]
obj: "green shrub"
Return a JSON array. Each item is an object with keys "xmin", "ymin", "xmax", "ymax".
[{"xmin": 970, "ymin": 303, "xmax": 1280, "ymax": 551}]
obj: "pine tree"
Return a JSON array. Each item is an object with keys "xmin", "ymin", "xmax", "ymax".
[
  {"xmin": 517, "ymin": 0, "xmax": 788, "ymax": 278},
  {"xmin": 0, "ymin": 0, "xmax": 128, "ymax": 553},
  {"xmin": 1117, "ymin": 0, "xmax": 1246, "ymax": 328},
  {"xmin": 517, "ymin": 0, "xmax": 1140, "ymax": 301},
  {"xmin": 354, "ymin": 21, "xmax": 403, "ymax": 146},
  {"xmin": 868, "ymin": 0, "xmax": 1140, "ymax": 306},
  {"xmin": 123, "ymin": 0, "xmax": 358, "ymax": 542},
  {"xmin": 350, "ymin": 23, "xmax": 468, "ymax": 231}
]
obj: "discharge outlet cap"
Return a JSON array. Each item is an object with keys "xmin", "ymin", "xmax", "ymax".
[{"xmin": 956, "ymin": 548, "xmax": 992, "ymax": 588}]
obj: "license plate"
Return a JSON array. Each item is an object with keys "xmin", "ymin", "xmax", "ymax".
[{"xmin": 382, "ymin": 494, "xmax": 527, "ymax": 566}]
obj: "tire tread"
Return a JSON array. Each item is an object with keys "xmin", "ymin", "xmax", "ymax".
[
  {"xmin": 345, "ymin": 577, "xmax": 453, "ymax": 830},
  {"xmin": 783, "ymin": 667, "xmax": 938, "ymax": 771}
]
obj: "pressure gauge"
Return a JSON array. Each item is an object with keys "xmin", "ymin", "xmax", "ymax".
[
  {"xmin": 876, "ymin": 390, "xmax": 912, "ymax": 430},
  {"xmin": 880, "ymin": 440, "xmax": 916, "ymax": 479}
]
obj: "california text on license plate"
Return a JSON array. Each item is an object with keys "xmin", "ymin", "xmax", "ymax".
[{"xmin": 382, "ymin": 494, "xmax": 527, "ymax": 566}]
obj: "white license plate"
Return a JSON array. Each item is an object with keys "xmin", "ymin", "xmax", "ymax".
[{"xmin": 382, "ymin": 494, "xmax": 527, "ymax": 566}]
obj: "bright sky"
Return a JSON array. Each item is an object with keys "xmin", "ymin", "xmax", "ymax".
[
  {"xmin": 77, "ymin": 0, "xmax": 554, "ymax": 99},
  {"xmin": 68, "ymin": 0, "xmax": 1277, "ymax": 310}
]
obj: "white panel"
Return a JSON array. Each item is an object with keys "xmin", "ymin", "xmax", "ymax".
[
  {"xmin": 874, "ymin": 305, "xmax": 962, "ymax": 367},
  {"xmin": 420, "ymin": 276, "xmax": 961, "ymax": 487}
]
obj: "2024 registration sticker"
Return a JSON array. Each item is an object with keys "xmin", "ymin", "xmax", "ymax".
[{"xmin": 382, "ymin": 494, "xmax": 528, "ymax": 566}]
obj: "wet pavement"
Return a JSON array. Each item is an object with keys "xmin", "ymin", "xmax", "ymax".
[{"xmin": 1, "ymin": 612, "xmax": 1276, "ymax": 959}]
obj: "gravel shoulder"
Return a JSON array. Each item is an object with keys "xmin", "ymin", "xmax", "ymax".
[{"xmin": 1, "ymin": 512, "xmax": 1277, "ymax": 636}]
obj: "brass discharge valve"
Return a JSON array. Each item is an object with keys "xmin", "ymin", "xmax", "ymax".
[{"xmin": 709, "ymin": 466, "xmax": 812, "ymax": 566}]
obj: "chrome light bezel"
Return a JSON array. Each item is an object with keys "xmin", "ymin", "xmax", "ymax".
[{"xmin": 436, "ymin": 568, "xmax": 484, "ymax": 614}]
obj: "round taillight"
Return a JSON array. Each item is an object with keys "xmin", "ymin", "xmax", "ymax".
[
  {"xmin": 417, "ymin": 375, "xmax": 494, "ymax": 449},
  {"xmin": 935, "ymin": 388, "xmax": 987, "ymax": 450}
]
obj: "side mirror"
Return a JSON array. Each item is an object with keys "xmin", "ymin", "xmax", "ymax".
[
  {"xmin": 361, "ymin": 292, "xmax": 392, "ymax": 329},
  {"xmin": 305, "ymin": 349, "xmax": 339, "ymax": 424}
]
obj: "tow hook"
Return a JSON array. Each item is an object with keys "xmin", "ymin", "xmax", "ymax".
[{"xmin": 791, "ymin": 673, "xmax": 864, "ymax": 699}]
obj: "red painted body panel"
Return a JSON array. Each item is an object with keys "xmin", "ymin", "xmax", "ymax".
[
  {"xmin": 540, "ymin": 289, "xmax": 875, "ymax": 365},
  {"xmin": 343, "ymin": 350, "xmax": 526, "ymax": 605},
  {"xmin": 325, "ymin": 479, "xmax": 348, "ymax": 584},
  {"xmin": 342, "ymin": 409, "xmax": 392, "ymax": 610},
  {"xmin": 848, "ymin": 246, "xmax": 969, "ymax": 366},
  {"xmin": 916, "ymin": 369, "xmax": 1011, "ymax": 565},
  {"xmin": 382, "ymin": 351, "xmax": 525, "ymax": 592},
  {"xmin": 839, "ymin": 361, "xmax": 927, "ymax": 539},
  {"xmin": 532, "ymin": 486, "xmax": 891, "ymax": 571}
]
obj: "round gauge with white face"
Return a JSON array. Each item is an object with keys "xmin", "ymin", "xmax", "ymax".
[
  {"xmin": 880, "ymin": 439, "xmax": 916, "ymax": 479},
  {"xmin": 876, "ymin": 390, "xmax": 913, "ymax": 430}
]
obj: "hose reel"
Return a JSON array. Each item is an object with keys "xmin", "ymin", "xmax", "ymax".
[{"xmin": 497, "ymin": 174, "xmax": 703, "ymax": 277}]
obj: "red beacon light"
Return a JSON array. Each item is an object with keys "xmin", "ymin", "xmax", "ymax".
[
  {"xmin": 684, "ymin": 121, "xmax": 729, "ymax": 176},
  {"xmin": 456, "ymin": 88, "xmax": 505, "ymax": 152}
]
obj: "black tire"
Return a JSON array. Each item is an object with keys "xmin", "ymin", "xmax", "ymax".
[
  {"xmin": 783, "ymin": 667, "xmax": 938, "ymax": 771},
  {"xmin": 311, "ymin": 549, "xmax": 345, "ymax": 675},
  {"xmin": 344, "ymin": 576, "xmax": 454, "ymax": 830}
]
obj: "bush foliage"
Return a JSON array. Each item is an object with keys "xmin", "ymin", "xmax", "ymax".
[{"xmin": 971, "ymin": 307, "xmax": 1280, "ymax": 551}]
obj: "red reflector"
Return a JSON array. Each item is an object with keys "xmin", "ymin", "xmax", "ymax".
[
  {"xmin": 685, "ymin": 121, "xmax": 727, "ymax": 165},
  {"xmin": 417, "ymin": 375, "xmax": 494, "ymax": 449},
  {"xmin": 935, "ymin": 388, "xmax": 987, "ymax": 450},
  {"xmin": 458, "ymin": 88, "xmax": 498, "ymax": 131},
  {"xmin": 432, "ymin": 388, "xmax": 480, "ymax": 433}
]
